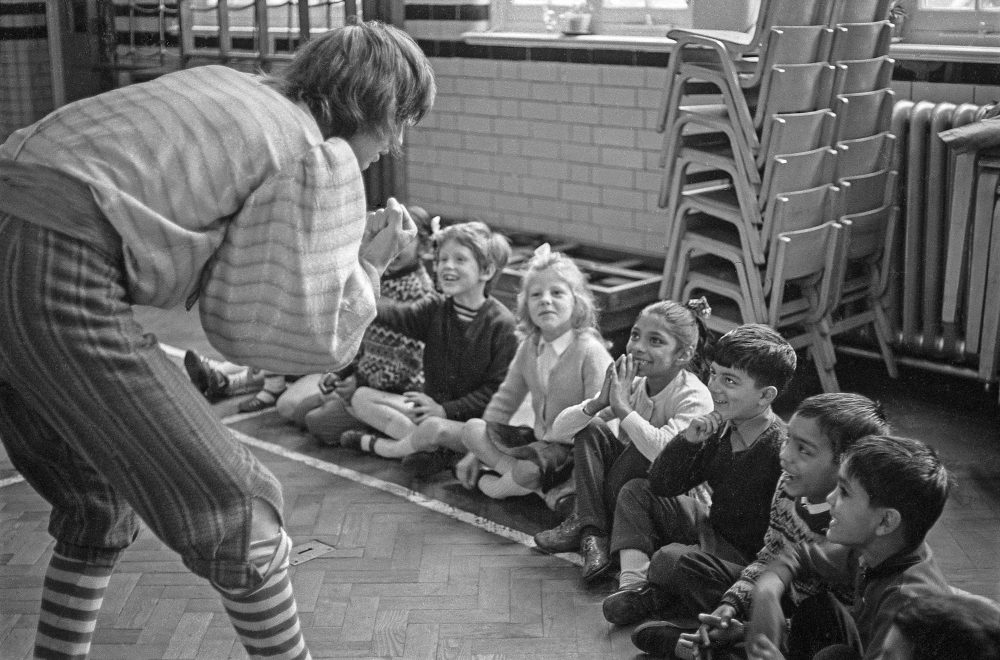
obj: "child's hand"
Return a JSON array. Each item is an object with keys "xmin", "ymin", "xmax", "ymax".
[
  {"xmin": 586, "ymin": 362, "xmax": 614, "ymax": 414},
  {"xmin": 333, "ymin": 374, "xmax": 357, "ymax": 402},
  {"xmin": 360, "ymin": 197, "xmax": 418, "ymax": 274},
  {"xmin": 318, "ymin": 372, "xmax": 340, "ymax": 395},
  {"xmin": 682, "ymin": 411, "xmax": 724, "ymax": 444},
  {"xmin": 679, "ymin": 604, "xmax": 743, "ymax": 656},
  {"xmin": 746, "ymin": 634, "xmax": 785, "ymax": 660},
  {"xmin": 608, "ymin": 354, "xmax": 636, "ymax": 420},
  {"xmin": 403, "ymin": 391, "xmax": 445, "ymax": 422},
  {"xmin": 455, "ymin": 452, "xmax": 481, "ymax": 490}
]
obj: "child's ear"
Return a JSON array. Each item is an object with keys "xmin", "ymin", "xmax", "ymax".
[
  {"xmin": 676, "ymin": 346, "xmax": 695, "ymax": 365},
  {"xmin": 875, "ymin": 507, "xmax": 903, "ymax": 537},
  {"xmin": 759, "ymin": 384, "xmax": 779, "ymax": 407},
  {"xmin": 480, "ymin": 263, "xmax": 496, "ymax": 281}
]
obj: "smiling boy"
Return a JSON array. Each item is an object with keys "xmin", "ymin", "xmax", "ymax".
[
  {"xmin": 602, "ymin": 324, "xmax": 796, "ymax": 627},
  {"xmin": 635, "ymin": 393, "xmax": 890, "ymax": 656},
  {"xmin": 745, "ymin": 435, "xmax": 952, "ymax": 660}
]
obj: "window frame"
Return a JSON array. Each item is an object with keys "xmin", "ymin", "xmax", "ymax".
[{"xmin": 491, "ymin": 0, "xmax": 691, "ymax": 37}]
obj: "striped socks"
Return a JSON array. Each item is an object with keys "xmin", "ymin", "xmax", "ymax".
[
  {"xmin": 34, "ymin": 551, "xmax": 113, "ymax": 659},
  {"xmin": 217, "ymin": 531, "xmax": 312, "ymax": 659}
]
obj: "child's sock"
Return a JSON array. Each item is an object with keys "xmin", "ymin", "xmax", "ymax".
[
  {"xmin": 373, "ymin": 435, "xmax": 414, "ymax": 458},
  {"xmin": 226, "ymin": 368, "xmax": 266, "ymax": 396},
  {"xmin": 238, "ymin": 376, "xmax": 287, "ymax": 412},
  {"xmin": 216, "ymin": 531, "xmax": 311, "ymax": 660},
  {"xmin": 617, "ymin": 549, "xmax": 650, "ymax": 588},
  {"xmin": 259, "ymin": 375, "xmax": 287, "ymax": 399},
  {"xmin": 478, "ymin": 471, "xmax": 534, "ymax": 499},
  {"xmin": 34, "ymin": 551, "xmax": 114, "ymax": 658}
]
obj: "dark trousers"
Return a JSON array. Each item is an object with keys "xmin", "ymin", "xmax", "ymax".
[
  {"xmin": 574, "ymin": 418, "xmax": 652, "ymax": 536},
  {"xmin": 648, "ymin": 547, "xmax": 746, "ymax": 616},
  {"xmin": 610, "ymin": 477, "xmax": 706, "ymax": 556},
  {"xmin": 787, "ymin": 593, "xmax": 863, "ymax": 660}
]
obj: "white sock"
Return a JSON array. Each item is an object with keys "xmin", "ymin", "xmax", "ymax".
[
  {"xmin": 478, "ymin": 471, "xmax": 534, "ymax": 499},
  {"xmin": 373, "ymin": 435, "xmax": 414, "ymax": 458},
  {"xmin": 618, "ymin": 550, "xmax": 650, "ymax": 588}
]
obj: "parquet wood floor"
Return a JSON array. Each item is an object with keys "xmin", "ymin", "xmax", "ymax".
[{"xmin": 2, "ymin": 304, "xmax": 999, "ymax": 658}]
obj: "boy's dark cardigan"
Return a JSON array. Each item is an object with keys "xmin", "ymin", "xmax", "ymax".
[{"xmin": 648, "ymin": 415, "xmax": 786, "ymax": 561}]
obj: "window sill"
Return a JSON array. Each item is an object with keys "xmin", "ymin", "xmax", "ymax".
[
  {"xmin": 463, "ymin": 31, "xmax": 675, "ymax": 52},
  {"xmin": 462, "ymin": 31, "xmax": 1000, "ymax": 63}
]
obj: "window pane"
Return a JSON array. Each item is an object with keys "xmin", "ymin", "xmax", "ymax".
[{"xmin": 920, "ymin": 0, "xmax": 974, "ymax": 8}]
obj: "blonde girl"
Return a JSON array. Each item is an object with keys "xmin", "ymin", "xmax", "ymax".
[
  {"xmin": 455, "ymin": 244, "xmax": 615, "ymax": 500},
  {"xmin": 534, "ymin": 298, "xmax": 715, "ymax": 581}
]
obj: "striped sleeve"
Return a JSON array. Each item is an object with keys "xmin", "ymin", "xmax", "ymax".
[{"xmin": 199, "ymin": 138, "xmax": 377, "ymax": 374}]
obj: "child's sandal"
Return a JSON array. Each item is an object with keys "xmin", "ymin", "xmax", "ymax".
[{"xmin": 340, "ymin": 430, "xmax": 378, "ymax": 453}]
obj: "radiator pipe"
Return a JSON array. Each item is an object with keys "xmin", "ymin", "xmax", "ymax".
[{"xmin": 835, "ymin": 345, "xmax": 995, "ymax": 389}]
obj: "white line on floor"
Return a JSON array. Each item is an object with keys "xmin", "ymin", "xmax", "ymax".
[
  {"xmin": 2, "ymin": 342, "xmax": 581, "ymax": 567},
  {"xmin": 228, "ymin": 427, "xmax": 583, "ymax": 567}
]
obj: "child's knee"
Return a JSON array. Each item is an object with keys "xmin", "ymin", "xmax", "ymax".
[
  {"xmin": 511, "ymin": 460, "xmax": 541, "ymax": 489},
  {"xmin": 648, "ymin": 543, "xmax": 696, "ymax": 585},
  {"xmin": 616, "ymin": 477, "xmax": 651, "ymax": 509},
  {"xmin": 461, "ymin": 418, "xmax": 488, "ymax": 451}
]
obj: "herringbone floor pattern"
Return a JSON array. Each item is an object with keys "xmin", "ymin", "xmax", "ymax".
[
  {"xmin": 3, "ymin": 305, "xmax": 999, "ymax": 659},
  {"xmin": 1, "ymin": 442, "xmax": 638, "ymax": 659}
]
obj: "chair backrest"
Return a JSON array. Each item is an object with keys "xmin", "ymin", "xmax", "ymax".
[
  {"xmin": 828, "ymin": 21, "xmax": 893, "ymax": 62},
  {"xmin": 835, "ymin": 131, "xmax": 896, "ymax": 179},
  {"xmin": 762, "ymin": 182, "xmax": 839, "ymax": 243},
  {"xmin": 829, "ymin": 0, "xmax": 894, "ymax": 25},
  {"xmin": 760, "ymin": 145, "xmax": 838, "ymax": 208},
  {"xmin": 831, "ymin": 88, "xmax": 895, "ymax": 142},
  {"xmin": 841, "ymin": 202, "xmax": 895, "ymax": 262},
  {"xmin": 834, "ymin": 203, "xmax": 899, "ymax": 308},
  {"xmin": 759, "ymin": 109, "xmax": 836, "ymax": 167},
  {"xmin": 833, "ymin": 56, "xmax": 895, "ymax": 97},
  {"xmin": 755, "ymin": 62, "xmax": 837, "ymax": 129},
  {"xmin": 766, "ymin": 220, "xmax": 844, "ymax": 325},
  {"xmin": 667, "ymin": 0, "xmax": 829, "ymax": 58},
  {"xmin": 763, "ymin": 25, "xmax": 834, "ymax": 66},
  {"xmin": 838, "ymin": 169, "xmax": 896, "ymax": 217},
  {"xmin": 767, "ymin": 0, "xmax": 835, "ymax": 30}
]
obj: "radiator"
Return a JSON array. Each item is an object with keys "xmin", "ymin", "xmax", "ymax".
[{"xmin": 887, "ymin": 100, "xmax": 996, "ymax": 377}]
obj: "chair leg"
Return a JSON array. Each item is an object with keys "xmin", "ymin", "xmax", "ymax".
[
  {"xmin": 661, "ymin": 205, "xmax": 693, "ymax": 299},
  {"xmin": 872, "ymin": 301, "xmax": 900, "ymax": 379},
  {"xmin": 812, "ymin": 346, "xmax": 842, "ymax": 393},
  {"xmin": 670, "ymin": 243, "xmax": 694, "ymax": 302}
]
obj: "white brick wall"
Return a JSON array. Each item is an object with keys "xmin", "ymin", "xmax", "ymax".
[{"xmin": 406, "ymin": 58, "xmax": 674, "ymax": 256}]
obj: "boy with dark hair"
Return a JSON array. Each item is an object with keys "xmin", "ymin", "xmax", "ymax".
[
  {"xmin": 636, "ymin": 392, "xmax": 890, "ymax": 656},
  {"xmin": 745, "ymin": 435, "xmax": 953, "ymax": 660},
  {"xmin": 881, "ymin": 592, "xmax": 1000, "ymax": 660},
  {"xmin": 602, "ymin": 324, "xmax": 796, "ymax": 627}
]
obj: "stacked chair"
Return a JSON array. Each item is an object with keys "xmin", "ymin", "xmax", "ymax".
[{"xmin": 656, "ymin": 0, "xmax": 898, "ymax": 392}]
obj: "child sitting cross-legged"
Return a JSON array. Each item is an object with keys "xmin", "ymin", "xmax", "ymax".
[
  {"xmin": 274, "ymin": 206, "xmax": 438, "ymax": 444},
  {"xmin": 602, "ymin": 324, "xmax": 796, "ymax": 627},
  {"xmin": 744, "ymin": 435, "xmax": 953, "ymax": 660},
  {"xmin": 451, "ymin": 243, "xmax": 614, "ymax": 499},
  {"xmin": 532, "ymin": 298, "xmax": 715, "ymax": 582},
  {"xmin": 340, "ymin": 221, "xmax": 518, "ymax": 465},
  {"xmin": 632, "ymin": 392, "xmax": 890, "ymax": 656}
]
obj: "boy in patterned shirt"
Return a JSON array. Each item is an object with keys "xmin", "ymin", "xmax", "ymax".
[{"xmin": 632, "ymin": 393, "xmax": 890, "ymax": 657}]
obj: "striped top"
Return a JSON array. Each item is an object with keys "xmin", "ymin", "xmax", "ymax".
[{"xmin": 0, "ymin": 65, "xmax": 378, "ymax": 373}]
